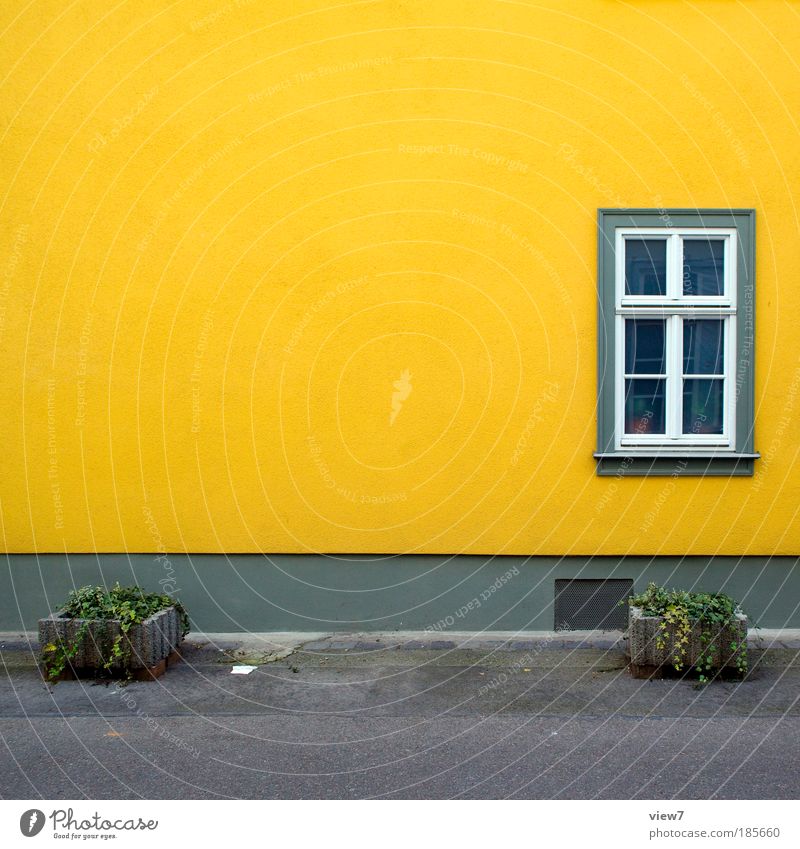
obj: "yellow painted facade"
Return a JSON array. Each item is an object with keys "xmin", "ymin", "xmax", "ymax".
[{"xmin": 2, "ymin": 0, "xmax": 799, "ymax": 556}]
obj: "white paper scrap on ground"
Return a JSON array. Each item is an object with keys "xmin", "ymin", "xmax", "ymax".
[{"xmin": 231, "ymin": 665, "xmax": 257, "ymax": 674}]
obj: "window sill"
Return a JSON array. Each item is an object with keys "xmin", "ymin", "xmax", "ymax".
[{"xmin": 593, "ymin": 452, "xmax": 759, "ymax": 477}]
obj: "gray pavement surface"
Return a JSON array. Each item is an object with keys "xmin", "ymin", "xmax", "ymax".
[{"xmin": 1, "ymin": 635, "xmax": 799, "ymax": 799}]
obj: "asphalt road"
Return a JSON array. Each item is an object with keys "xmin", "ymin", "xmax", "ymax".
[{"xmin": 1, "ymin": 640, "xmax": 799, "ymax": 799}]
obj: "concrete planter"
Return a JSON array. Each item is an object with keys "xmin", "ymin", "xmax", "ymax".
[
  {"xmin": 627, "ymin": 606, "xmax": 747, "ymax": 679},
  {"xmin": 39, "ymin": 606, "xmax": 184, "ymax": 677}
]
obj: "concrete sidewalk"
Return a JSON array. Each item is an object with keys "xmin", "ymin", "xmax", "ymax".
[
  {"xmin": 1, "ymin": 633, "xmax": 799, "ymax": 799},
  {"xmin": 6, "ymin": 626, "xmax": 800, "ymax": 654}
]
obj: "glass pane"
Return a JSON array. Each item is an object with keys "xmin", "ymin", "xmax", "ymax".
[
  {"xmin": 625, "ymin": 318, "xmax": 666, "ymax": 374},
  {"xmin": 683, "ymin": 319, "xmax": 724, "ymax": 375},
  {"xmin": 682, "ymin": 238, "xmax": 724, "ymax": 296},
  {"xmin": 683, "ymin": 379, "xmax": 724, "ymax": 434},
  {"xmin": 625, "ymin": 239, "xmax": 666, "ymax": 296},
  {"xmin": 624, "ymin": 379, "xmax": 666, "ymax": 434}
]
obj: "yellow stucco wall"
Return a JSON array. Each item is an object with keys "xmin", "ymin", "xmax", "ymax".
[{"xmin": 2, "ymin": 0, "xmax": 799, "ymax": 555}]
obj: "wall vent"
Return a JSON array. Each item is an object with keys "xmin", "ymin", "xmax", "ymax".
[{"xmin": 554, "ymin": 578, "xmax": 633, "ymax": 630}]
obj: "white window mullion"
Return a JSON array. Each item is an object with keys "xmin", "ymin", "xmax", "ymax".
[
  {"xmin": 615, "ymin": 313, "xmax": 624, "ymax": 450},
  {"xmin": 726, "ymin": 233, "xmax": 737, "ymax": 308},
  {"xmin": 676, "ymin": 314, "xmax": 684, "ymax": 440},
  {"xmin": 667, "ymin": 314, "xmax": 681, "ymax": 439},
  {"xmin": 666, "ymin": 236, "xmax": 682, "ymax": 440},
  {"xmin": 615, "ymin": 231, "xmax": 625, "ymax": 306},
  {"xmin": 668, "ymin": 233, "xmax": 681, "ymax": 301},
  {"xmin": 726, "ymin": 314, "xmax": 737, "ymax": 448}
]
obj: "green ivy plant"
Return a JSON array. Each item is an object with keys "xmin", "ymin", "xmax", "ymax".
[
  {"xmin": 626, "ymin": 583, "xmax": 747, "ymax": 683},
  {"xmin": 41, "ymin": 584, "xmax": 189, "ymax": 681}
]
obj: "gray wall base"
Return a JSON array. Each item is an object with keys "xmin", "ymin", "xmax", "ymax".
[{"xmin": 2, "ymin": 554, "xmax": 799, "ymax": 632}]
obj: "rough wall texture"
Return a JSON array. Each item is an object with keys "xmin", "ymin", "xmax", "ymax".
[{"xmin": 1, "ymin": 1, "xmax": 799, "ymax": 555}]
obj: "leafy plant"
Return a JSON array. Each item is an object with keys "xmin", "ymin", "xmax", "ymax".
[
  {"xmin": 626, "ymin": 583, "xmax": 747, "ymax": 682},
  {"xmin": 41, "ymin": 584, "xmax": 189, "ymax": 681}
]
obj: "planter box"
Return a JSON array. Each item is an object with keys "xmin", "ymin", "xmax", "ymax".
[
  {"xmin": 627, "ymin": 606, "xmax": 747, "ymax": 679},
  {"xmin": 39, "ymin": 606, "xmax": 184, "ymax": 678}
]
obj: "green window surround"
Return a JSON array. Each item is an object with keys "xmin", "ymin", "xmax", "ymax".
[{"xmin": 596, "ymin": 209, "xmax": 757, "ymax": 476}]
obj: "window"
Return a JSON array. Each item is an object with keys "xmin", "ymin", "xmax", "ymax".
[{"xmin": 596, "ymin": 210, "xmax": 757, "ymax": 476}]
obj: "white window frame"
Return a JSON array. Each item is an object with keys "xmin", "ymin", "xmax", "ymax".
[{"xmin": 614, "ymin": 227, "xmax": 738, "ymax": 452}]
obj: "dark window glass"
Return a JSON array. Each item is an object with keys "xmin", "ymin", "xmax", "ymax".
[
  {"xmin": 683, "ymin": 379, "xmax": 724, "ymax": 434},
  {"xmin": 682, "ymin": 239, "xmax": 724, "ymax": 296},
  {"xmin": 683, "ymin": 319, "xmax": 724, "ymax": 375},
  {"xmin": 625, "ymin": 239, "xmax": 666, "ymax": 296},
  {"xmin": 624, "ymin": 378, "xmax": 666, "ymax": 434},
  {"xmin": 625, "ymin": 318, "xmax": 666, "ymax": 374}
]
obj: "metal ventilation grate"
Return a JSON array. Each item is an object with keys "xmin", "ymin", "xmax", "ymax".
[{"xmin": 554, "ymin": 578, "xmax": 633, "ymax": 630}]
